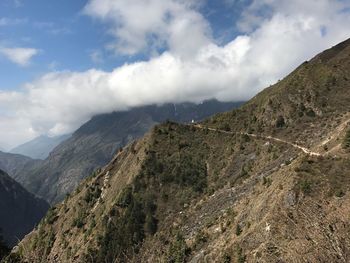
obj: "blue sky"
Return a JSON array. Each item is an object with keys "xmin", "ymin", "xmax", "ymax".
[
  {"xmin": 0, "ymin": 0, "xmax": 350, "ymax": 149},
  {"xmin": 0, "ymin": 0, "xmax": 248, "ymax": 90},
  {"xmin": 1, "ymin": 0, "xmax": 120, "ymax": 89}
]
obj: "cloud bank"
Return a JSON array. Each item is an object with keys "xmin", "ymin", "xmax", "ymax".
[{"xmin": 1, "ymin": 0, "xmax": 350, "ymax": 149}]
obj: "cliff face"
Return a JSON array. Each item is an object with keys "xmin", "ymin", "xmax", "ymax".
[
  {"xmin": 6, "ymin": 39, "xmax": 350, "ymax": 263},
  {"xmin": 0, "ymin": 170, "xmax": 49, "ymax": 248}
]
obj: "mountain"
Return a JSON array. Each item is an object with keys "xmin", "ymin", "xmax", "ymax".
[
  {"xmin": 0, "ymin": 152, "xmax": 42, "ymax": 181},
  {"xmin": 7, "ymin": 39, "xmax": 350, "ymax": 262},
  {"xmin": 16, "ymin": 100, "xmax": 242, "ymax": 204},
  {"xmin": 10, "ymin": 134, "xmax": 70, "ymax": 160},
  {"xmin": 0, "ymin": 169, "xmax": 49, "ymax": 248}
]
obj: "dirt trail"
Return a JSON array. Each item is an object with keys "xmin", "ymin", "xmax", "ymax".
[
  {"xmin": 320, "ymin": 115, "xmax": 350, "ymax": 146},
  {"xmin": 192, "ymin": 124, "xmax": 322, "ymax": 157}
]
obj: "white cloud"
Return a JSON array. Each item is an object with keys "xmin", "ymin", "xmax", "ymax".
[
  {"xmin": 89, "ymin": 50, "xmax": 104, "ymax": 64},
  {"xmin": 1, "ymin": 0, "xmax": 350, "ymax": 149},
  {"xmin": 83, "ymin": 0, "xmax": 210, "ymax": 57},
  {"xmin": 0, "ymin": 47, "xmax": 39, "ymax": 66}
]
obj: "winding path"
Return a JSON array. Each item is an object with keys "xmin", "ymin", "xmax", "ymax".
[{"xmin": 192, "ymin": 124, "xmax": 322, "ymax": 157}]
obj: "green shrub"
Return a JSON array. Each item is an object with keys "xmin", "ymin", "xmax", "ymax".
[
  {"xmin": 335, "ymin": 189, "xmax": 345, "ymax": 198},
  {"xmin": 236, "ymin": 224, "xmax": 242, "ymax": 236},
  {"xmin": 2, "ymin": 253, "xmax": 22, "ymax": 263},
  {"xmin": 84, "ymin": 186, "xmax": 102, "ymax": 204},
  {"xmin": 236, "ymin": 246, "xmax": 246, "ymax": 263},
  {"xmin": 342, "ymin": 129, "xmax": 350, "ymax": 149},
  {"xmin": 72, "ymin": 211, "xmax": 85, "ymax": 228},
  {"xmin": 194, "ymin": 230, "xmax": 208, "ymax": 249},
  {"xmin": 45, "ymin": 207, "xmax": 58, "ymax": 225},
  {"xmin": 220, "ymin": 123, "xmax": 231, "ymax": 131},
  {"xmin": 300, "ymin": 180, "xmax": 312, "ymax": 194},
  {"xmin": 117, "ymin": 187, "xmax": 133, "ymax": 208},
  {"xmin": 222, "ymin": 252, "xmax": 231, "ymax": 263},
  {"xmin": 262, "ymin": 177, "xmax": 272, "ymax": 187},
  {"xmin": 145, "ymin": 214, "xmax": 158, "ymax": 235},
  {"xmin": 306, "ymin": 109, "xmax": 316, "ymax": 117},
  {"xmin": 276, "ymin": 116, "xmax": 285, "ymax": 128},
  {"xmin": 167, "ymin": 233, "xmax": 190, "ymax": 263}
]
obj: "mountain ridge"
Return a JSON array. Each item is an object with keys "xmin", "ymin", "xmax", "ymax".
[{"xmin": 15, "ymin": 100, "xmax": 243, "ymax": 204}]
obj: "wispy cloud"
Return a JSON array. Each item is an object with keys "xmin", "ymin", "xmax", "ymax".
[
  {"xmin": 0, "ymin": 17, "xmax": 26, "ymax": 26},
  {"xmin": 33, "ymin": 21, "xmax": 72, "ymax": 35},
  {"xmin": 0, "ymin": 47, "xmax": 39, "ymax": 66},
  {"xmin": 89, "ymin": 50, "xmax": 104, "ymax": 64},
  {"xmin": 14, "ymin": 0, "xmax": 23, "ymax": 8}
]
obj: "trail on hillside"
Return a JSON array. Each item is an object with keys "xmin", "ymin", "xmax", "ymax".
[{"xmin": 192, "ymin": 124, "xmax": 322, "ymax": 157}]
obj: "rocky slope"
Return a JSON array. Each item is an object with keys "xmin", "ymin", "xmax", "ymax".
[
  {"xmin": 0, "ymin": 170, "xmax": 49, "ymax": 248},
  {"xmin": 5, "ymin": 39, "xmax": 350, "ymax": 263},
  {"xmin": 10, "ymin": 134, "xmax": 70, "ymax": 160},
  {"xmin": 16, "ymin": 100, "xmax": 242, "ymax": 204}
]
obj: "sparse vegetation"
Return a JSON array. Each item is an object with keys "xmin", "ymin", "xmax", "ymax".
[
  {"xmin": 222, "ymin": 252, "xmax": 232, "ymax": 263},
  {"xmin": 84, "ymin": 185, "xmax": 101, "ymax": 204},
  {"xmin": 236, "ymin": 245, "xmax": 246, "ymax": 263},
  {"xmin": 45, "ymin": 207, "xmax": 58, "ymax": 225},
  {"xmin": 262, "ymin": 176, "xmax": 272, "ymax": 187},
  {"xmin": 167, "ymin": 233, "xmax": 190, "ymax": 263},
  {"xmin": 299, "ymin": 180, "xmax": 312, "ymax": 194}
]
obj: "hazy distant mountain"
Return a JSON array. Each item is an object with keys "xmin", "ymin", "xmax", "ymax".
[
  {"xmin": 0, "ymin": 151, "xmax": 42, "ymax": 182},
  {"xmin": 17, "ymin": 100, "xmax": 243, "ymax": 204},
  {"xmin": 0, "ymin": 169, "xmax": 49, "ymax": 247},
  {"xmin": 10, "ymin": 134, "xmax": 70, "ymax": 160}
]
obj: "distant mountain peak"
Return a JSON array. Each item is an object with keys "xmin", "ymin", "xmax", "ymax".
[{"xmin": 10, "ymin": 134, "xmax": 70, "ymax": 160}]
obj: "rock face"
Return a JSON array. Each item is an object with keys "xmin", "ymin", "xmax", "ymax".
[
  {"xmin": 0, "ymin": 170, "xmax": 49, "ymax": 248},
  {"xmin": 10, "ymin": 134, "xmax": 70, "ymax": 160},
  {"xmin": 7, "ymin": 39, "xmax": 350, "ymax": 263},
  {"xmin": 16, "ymin": 100, "xmax": 242, "ymax": 204}
]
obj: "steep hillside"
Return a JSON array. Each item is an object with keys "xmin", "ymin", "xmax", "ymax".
[
  {"xmin": 6, "ymin": 39, "xmax": 350, "ymax": 263},
  {"xmin": 10, "ymin": 134, "xmax": 70, "ymax": 160},
  {"xmin": 0, "ymin": 170, "xmax": 49, "ymax": 248},
  {"xmin": 205, "ymin": 38, "xmax": 350, "ymax": 151},
  {"xmin": 16, "ymin": 100, "xmax": 242, "ymax": 204}
]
